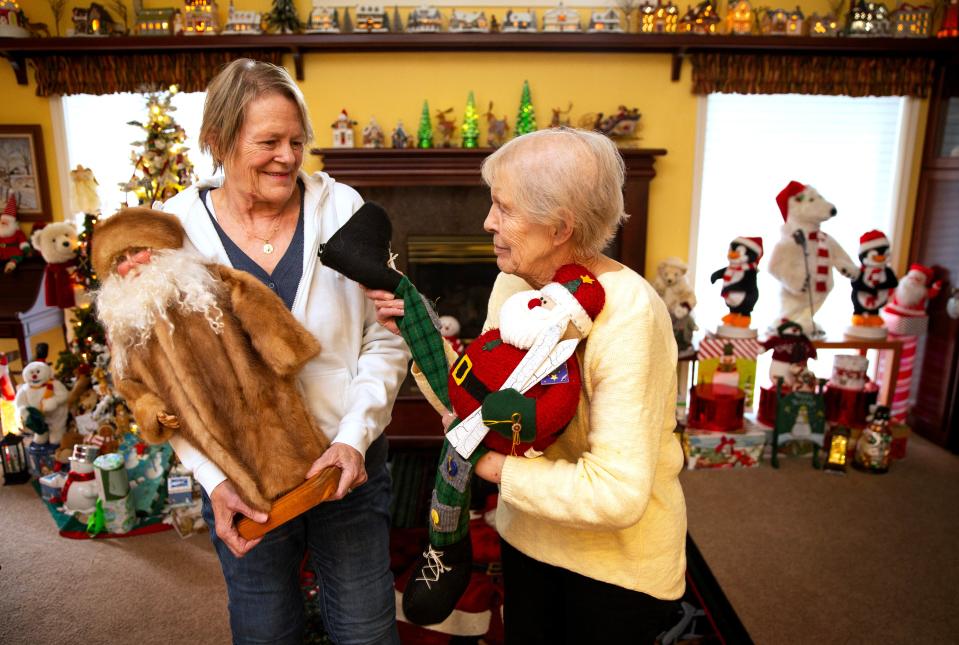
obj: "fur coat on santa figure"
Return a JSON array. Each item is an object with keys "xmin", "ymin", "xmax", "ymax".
[
  {"xmin": 710, "ymin": 236, "xmax": 763, "ymax": 338},
  {"xmin": 92, "ymin": 208, "xmax": 329, "ymax": 513},
  {"xmin": 768, "ymin": 181, "xmax": 857, "ymax": 336},
  {"xmin": 847, "ymin": 230, "xmax": 898, "ymax": 339},
  {"xmin": 0, "ymin": 195, "xmax": 30, "ymax": 273}
]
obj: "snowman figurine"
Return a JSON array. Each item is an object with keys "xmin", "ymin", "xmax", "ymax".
[
  {"xmin": 15, "ymin": 358, "xmax": 69, "ymax": 446},
  {"xmin": 62, "ymin": 444, "xmax": 101, "ymax": 517}
]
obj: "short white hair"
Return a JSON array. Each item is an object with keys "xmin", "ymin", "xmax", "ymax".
[{"xmin": 481, "ymin": 128, "xmax": 628, "ymax": 259}]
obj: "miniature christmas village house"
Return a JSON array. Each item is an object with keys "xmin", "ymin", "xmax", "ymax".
[
  {"xmin": 307, "ymin": 5, "xmax": 339, "ymax": 32},
  {"xmin": 72, "ymin": 3, "xmax": 127, "ymax": 35},
  {"xmin": 135, "ymin": 7, "xmax": 179, "ymax": 35},
  {"xmin": 543, "ymin": 4, "xmax": 582, "ymax": 32},
  {"xmin": 726, "ymin": 0, "xmax": 754, "ymax": 34},
  {"xmin": 355, "ymin": 5, "xmax": 389, "ymax": 32},
  {"xmin": 331, "ymin": 110, "xmax": 357, "ymax": 147},
  {"xmin": 640, "ymin": 0, "xmax": 680, "ymax": 32},
  {"xmin": 449, "ymin": 9, "xmax": 489, "ymax": 32},
  {"xmin": 0, "ymin": 0, "xmax": 29, "ymax": 37},
  {"xmin": 786, "ymin": 6, "xmax": 805, "ymax": 34},
  {"xmin": 678, "ymin": 0, "xmax": 720, "ymax": 34},
  {"xmin": 846, "ymin": 0, "xmax": 891, "ymax": 35},
  {"xmin": 223, "ymin": 5, "xmax": 263, "ymax": 33},
  {"xmin": 407, "ymin": 5, "xmax": 443, "ymax": 32},
  {"xmin": 588, "ymin": 8, "xmax": 623, "ymax": 32},
  {"xmin": 182, "ymin": 0, "xmax": 219, "ymax": 34},
  {"xmin": 760, "ymin": 8, "xmax": 790, "ymax": 33},
  {"xmin": 503, "ymin": 9, "xmax": 537, "ymax": 32},
  {"xmin": 890, "ymin": 3, "xmax": 931, "ymax": 37},
  {"xmin": 808, "ymin": 12, "xmax": 840, "ymax": 35}
]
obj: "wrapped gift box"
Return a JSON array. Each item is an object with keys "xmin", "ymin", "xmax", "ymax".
[
  {"xmin": 696, "ymin": 335, "xmax": 764, "ymax": 407},
  {"xmin": 167, "ymin": 475, "xmax": 194, "ymax": 506},
  {"xmin": 38, "ymin": 471, "xmax": 67, "ymax": 503},
  {"xmin": 683, "ymin": 429, "xmax": 766, "ymax": 470}
]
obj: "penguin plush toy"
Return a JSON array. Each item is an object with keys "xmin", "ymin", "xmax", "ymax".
[
  {"xmin": 710, "ymin": 236, "xmax": 763, "ymax": 329},
  {"xmin": 850, "ymin": 230, "xmax": 899, "ymax": 327}
]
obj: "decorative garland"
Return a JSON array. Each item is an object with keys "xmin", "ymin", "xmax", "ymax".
[
  {"xmin": 31, "ymin": 50, "xmax": 284, "ymax": 97},
  {"xmin": 691, "ymin": 53, "xmax": 936, "ymax": 98}
]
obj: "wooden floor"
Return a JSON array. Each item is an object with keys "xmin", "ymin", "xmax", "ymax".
[{"xmin": 681, "ymin": 434, "xmax": 959, "ymax": 644}]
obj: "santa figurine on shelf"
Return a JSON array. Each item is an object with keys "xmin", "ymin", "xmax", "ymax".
[
  {"xmin": 710, "ymin": 235, "xmax": 763, "ymax": 338},
  {"xmin": 0, "ymin": 195, "xmax": 31, "ymax": 273},
  {"xmin": 439, "ymin": 315, "xmax": 464, "ymax": 355},
  {"xmin": 884, "ymin": 264, "xmax": 942, "ymax": 319},
  {"xmin": 763, "ymin": 319, "xmax": 817, "ymax": 389},
  {"xmin": 847, "ymin": 230, "xmax": 898, "ymax": 339}
]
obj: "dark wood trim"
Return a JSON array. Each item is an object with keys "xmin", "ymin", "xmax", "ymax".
[{"xmin": 3, "ymin": 33, "xmax": 956, "ymax": 85}]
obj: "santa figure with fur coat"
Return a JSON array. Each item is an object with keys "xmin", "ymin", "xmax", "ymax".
[
  {"xmin": 768, "ymin": 181, "xmax": 857, "ymax": 337},
  {"xmin": 847, "ymin": 230, "xmax": 898, "ymax": 339},
  {"xmin": 92, "ymin": 208, "xmax": 330, "ymax": 514},
  {"xmin": 0, "ymin": 195, "xmax": 31, "ymax": 273}
]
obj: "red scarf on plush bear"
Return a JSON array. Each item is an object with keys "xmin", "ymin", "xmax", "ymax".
[{"xmin": 44, "ymin": 258, "xmax": 78, "ymax": 308}]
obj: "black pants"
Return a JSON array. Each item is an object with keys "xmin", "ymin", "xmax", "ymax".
[{"xmin": 501, "ymin": 538, "xmax": 677, "ymax": 645}]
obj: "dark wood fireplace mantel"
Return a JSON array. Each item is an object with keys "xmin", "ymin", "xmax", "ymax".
[{"xmin": 314, "ymin": 146, "xmax": 666, "ymax": 275}]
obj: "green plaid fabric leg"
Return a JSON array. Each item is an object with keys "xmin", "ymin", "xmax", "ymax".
[
  {"xmin": 395, "ymin": 276, "xmax": 451, "ymax": 410},
  {"xmin": 428, "ymin": 431, "xmax": 488, "ymax": 547}
]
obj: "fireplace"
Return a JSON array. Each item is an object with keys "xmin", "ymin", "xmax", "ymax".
[{"xmin": 314, "ymin": 147, "xmax": 666, "ymax": 444}]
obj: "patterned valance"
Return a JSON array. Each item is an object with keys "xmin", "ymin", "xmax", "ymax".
[
  {"xmin": 691, "ymin": 53, "xmax": 936, "ymax": 98},
  {"xmin": 31, "ymin": 50, "xmax": 284, "ymax": 97}
]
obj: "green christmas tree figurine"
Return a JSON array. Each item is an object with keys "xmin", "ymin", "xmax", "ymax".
[
  {"xmin": 515, "ymin": 80, "xmax": 537, "ymax": 136},
  {"xmin": 462, "ymin": 91, "xmax": 480, "ymax": 149},
  {"xmin": 268, "ymin": 0, "xmax": 303, "ymax": 33},
  {"xmin": 417, "ymin": 100, "xmax": 434, "ymax": 149}
]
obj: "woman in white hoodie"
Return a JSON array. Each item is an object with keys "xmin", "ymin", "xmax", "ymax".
[{"xmin": 160, "ymin": 58, "xmax": 409, "ymax": 645}]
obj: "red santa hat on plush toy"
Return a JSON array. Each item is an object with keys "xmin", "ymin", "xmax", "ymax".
[
  {"xmin": 775, "ymin": 180, "xmax": 808, "ymax": 221},
  {"xmin": 858, "ymin": 230, "xmax": 889, "ymax": 256},
  {"xmin": 732, "ymin": 236, "xmax": 763, "ymax": 260}
]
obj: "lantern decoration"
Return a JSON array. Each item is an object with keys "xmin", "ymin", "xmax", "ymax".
[
  {"xmin": 223, "ymin": 4, "xmax": 263, "ymax": 33},
  {"xmin": 808, "ymin": 12, "xmax": 840, "ymax": 35},
  {"xmin": 640, "ymin": 0, "xmax": 680, "ymax": 32},
  {"xmin": 938, "ymin": 0, "xmax": 957, "ymax": 37},
  {"xmin": 135, "ymin": 7, "xmax": 179, "ymax": 35},
  {"xmin": 1, "ymin": 432, "xmax": 29, "ymax": 485},
  {"xmin": 890, "ymin": 3, "xmax": 932, "ymax": 36},
  {"xmin": 181, "ymin": 0, "xmax": 220, "ymax": 35},
  {"xmin": 679, "ymin": 0, "xmax": 721, "ymax": 33},
  {"xmin": 822, "ymin": 425, "xmax": 851, "ymax": 474},
  {"xmin": 846, "ymin": 0, "xmax": 891, "ymax": 35},
  {"xmin": 726, "ymin": 0, "xmax": 754, "ymax": 33},
  {"xmin": 853, "ymin": 406, "xmax": 893, "ymax": 473}
]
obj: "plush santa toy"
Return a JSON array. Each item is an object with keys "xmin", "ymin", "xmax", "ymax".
[
  {"xmin": 768, "ymin": 181, "xmax": 857, "ymax": 336},
  {"xmin": 763, "ymin": 319, "xmax": 817, "ymax": 389},
  {"xmin": 0, "ymin": 195, "xmax": 31, "ymax": 273},
  {"xmin": 710, "ymin": 235, "xmax": 762, "ymax": 338},
  {"xmin": 319, "ymin": 203, "xmax": 605, "ymax": 627},
  {"xmin": 847, "ymin": 230, "xmax": 899, "ymax": 339},
  {"xmin": 885, "ymin": 264, "xmax": 942, "ymax": 317}
]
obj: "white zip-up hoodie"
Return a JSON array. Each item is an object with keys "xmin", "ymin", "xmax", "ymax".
[{"xmin": 157, "ymin": 171, "xmax": 410, "ymax": 494}]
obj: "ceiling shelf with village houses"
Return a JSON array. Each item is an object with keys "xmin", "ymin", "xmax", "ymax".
[{"xmin": 2, "ymin": 0, "xmax": 956, "ymax": 86}]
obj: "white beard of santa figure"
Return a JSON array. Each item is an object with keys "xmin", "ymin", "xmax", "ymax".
[
  {"xmin": 95, "ymin": 248, "xmax": 225, "ymax": 376},
  {"xmin": 885, "ymin": 264, "xmax": 941, "ymax": 316}
]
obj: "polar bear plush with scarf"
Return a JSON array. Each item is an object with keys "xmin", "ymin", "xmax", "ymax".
[{"xmin": 768, "ymin": 181, "xmax": 857, "ymax": 335}]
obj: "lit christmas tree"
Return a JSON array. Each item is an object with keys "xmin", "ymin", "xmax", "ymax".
[
  {"xmin": 120, "ymin": 86, "xmax": 195, "ymax": 206},
  {"xmin": 515, "ymin": 80, "xmax": 537, "ymax": 136},
  {"xmin": 417, "ymin": 100, "xmax": 434, "ymax": 149},
  {"xmin": 461, "ymin": 91, "xmax": 480, "ymax": 149},
  {"xmin": 267, "ymin": 0, "xmax": 302, "ymax": 33}
]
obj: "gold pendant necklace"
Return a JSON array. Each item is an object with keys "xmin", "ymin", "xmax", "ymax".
[{"xmin": 241, "ymin": 217, "xmax": 282, "ymax": 255}]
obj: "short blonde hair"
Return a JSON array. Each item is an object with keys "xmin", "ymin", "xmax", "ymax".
[
  {"xmin": 200, "ymin": 59, "xmax": 314, "ymax": 170},
  {"xmin": 481, "ymin": 128, "xmax": 628, "ymax": 259}
]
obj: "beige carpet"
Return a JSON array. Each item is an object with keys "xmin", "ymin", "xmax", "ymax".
[
  {"xmin": 682, "ymin": 433, "xmax": 959, "ymax": 645},
  {"xmin": 0, "ymin": 483, "xmax": 230, "ymax": 645}
]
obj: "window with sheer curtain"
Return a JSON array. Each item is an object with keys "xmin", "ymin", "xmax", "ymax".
[
  {"xmin": 60, "ymin": 92, "xmax": 214, "ymax": 219},
  {"xmin": 690, "ymin": 92, "xmax": 912, "ymax": 379}
]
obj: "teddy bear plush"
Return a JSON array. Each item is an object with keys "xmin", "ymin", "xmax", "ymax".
[
  {"xmin": 31, "ymin": 221, "xmax": 79, "ymax": 308},
  {"xmin": 15, "ymin": 359, "xmax": 70, "ymax": 446},
  {"xmin": 768, "ymin": 181, "xmax": 857, "ymax": 336},
  {"xmin": 652, "ymin": 256, "xmax": 697, "ymax": 315}
]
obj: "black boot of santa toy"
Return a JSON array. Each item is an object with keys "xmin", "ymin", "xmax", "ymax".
[
  {"xmin": 319, "ymin": 202, "xmax": 403, "ymax": 292},
  {"xmin": 402, "ymin": 536, "xmax": 473, "ymax": 626}
]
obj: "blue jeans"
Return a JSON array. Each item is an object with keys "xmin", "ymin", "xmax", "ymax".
[{"xmin": 202, "ymin": 435, "xmax": 399, "ymax": 645}]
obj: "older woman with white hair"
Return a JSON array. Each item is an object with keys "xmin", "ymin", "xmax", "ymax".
[{"xmin": 370, "ymin": 127, "xmax": 686, "ymax": 643}]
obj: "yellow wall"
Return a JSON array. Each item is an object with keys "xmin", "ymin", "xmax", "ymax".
[{"xmin": 9, "ymin": 0, "xmax": 929, "ymax": 276}]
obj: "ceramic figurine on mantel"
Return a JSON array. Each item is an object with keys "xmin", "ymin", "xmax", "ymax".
[
  {"xmin": 502, "ymin": 9, "xmax": 537, "ymax": 32},
  {"xmin": 391, "ymin": 120, "xmax": 413, "ymax": 148},
  {"xmin": 846, "ymin": 0, "xmax": 891, "ymax": 35},
  {"xmin": 587, "ymin": 8, "xmax": 623, "ymax": 32},
  {"xmin": 485, "ymin": 102, "xmax": 510, "ymax": 148},
  {"xmin": 407, "ymin": 5, "xmax": 443, "ymax": 32},
  {"xmin": 542, "ymin": 3, "xmax": 582, "ymax": 32},
  {"xmin": 0, "ymin": 0, "xmax": 30, "ymax": 37},
  {"xmin": 846, "ymin": 230, "xmax": 898, "ymax": 340},
  {"xmin": 361, "ymin": 117, "xmax": 386, "ymax": 149},
  {"xmin": 223, "ymin": 3, "xmax": 263, "ymax": 34},
  {"xmin": 306, "ymin": 3, "xmax": 340, "ymax": 33},
  {"xmin": 331, "ymin": 109, "xmax": 357, "ymax": 148},
  {"xmin": 70, "ymin": 3, "xmax": 126, "ymax": 35},
  {"xmin": 709, "ymin": 236, "xmax": 763, "ymax": 339},
  {"xmin": 354, "ymin": 4, "xmax": 390, "ymax": 32},
  {"xmin": 449, "ymin": 9, "xmax": 489, "ymax": 32},
  {"xmin": 181, "ymin": 0, "xmax": 219, "ymax": 34}
]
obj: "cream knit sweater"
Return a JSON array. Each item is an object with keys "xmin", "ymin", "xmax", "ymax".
[{"xmin": 489, "ymin": 266, "xmax": 687, "ymax": 599}]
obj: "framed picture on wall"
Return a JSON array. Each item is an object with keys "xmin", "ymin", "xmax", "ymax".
[{"xmin": 0, "ymin": 125, "xmax": 53, "ymax": 223}]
